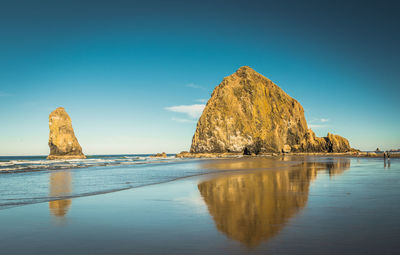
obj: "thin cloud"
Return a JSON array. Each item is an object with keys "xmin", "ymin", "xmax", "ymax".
[
  {"xmin": 165, "ymin": 104, "xmax": 205, "ymax": 118},
  {"xmin": 309, "ymin": 124, "xmax": 327, "ymax": 129},
  {"xmin": 195, "ymin": 98, "xmax": 207, "ymax": 103},
  {"xmin": 186, "ymin": 83, "xmax": 204, "ymax": 89},
  {"xmin": 308, "ymin": 117, "xmax": 330, "ymax": 129}
]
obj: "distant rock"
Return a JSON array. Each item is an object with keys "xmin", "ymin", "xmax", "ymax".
[
  {"xmin": 150, "ymin": 152, "xmax": 167, "ymax": 158},
  {"xmin": 47, "ymin": 107, "xmax": 86, "ymax": 160},
  {"xmin": 190, "ymin": 66, "xmax": 353, "ymax": 154}
]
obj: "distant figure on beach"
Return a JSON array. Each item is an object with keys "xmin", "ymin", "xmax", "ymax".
[
  {"xmin": 387, "ymin": 152, "xmax": 391, "ymax": 160},
  {"xmin": 383, "ymin": 152, "xmax": 387, "ymax": 168}
]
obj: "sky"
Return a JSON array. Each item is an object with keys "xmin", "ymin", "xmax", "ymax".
[{"xmin": 0, "ymin": 0, "xmax": 399, "ymax": 155}]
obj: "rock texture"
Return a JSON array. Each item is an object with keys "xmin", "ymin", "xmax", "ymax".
[
  {"xmin": 190, "ymin": 66, "xmax": 352, "ymax": 154},
  {"xmin": 47, "ymin": 107, "xmax": 86, "ymax": 160}
]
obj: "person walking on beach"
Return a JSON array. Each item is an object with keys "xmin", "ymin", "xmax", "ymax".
[{"xmin": 383, "ymin": 151, "xmax": 387, "ymax": 168}]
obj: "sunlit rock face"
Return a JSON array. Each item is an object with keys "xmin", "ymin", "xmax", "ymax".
[
  {"xmin": 190, "ymin": 66, "xmax": 352, "ymax": 154},
  {"xmin": 47, "ymin": 107, "xmax": 85, "ymax": 160},
  {"xmin": 198, "ymin": 157, "xmax": 350, "ymax": 247},
  {"xmin": 48, "ymin": 171, "xmax": 72, "ymax": 218}
]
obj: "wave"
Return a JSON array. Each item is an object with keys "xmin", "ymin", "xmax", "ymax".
[
  {"xmin": 0, "ymin": 155, "xmax": 179, "ymax": 173},
  {"xmin": 0, "ymin": 156, "xmax": 215, "ymax": 210}
]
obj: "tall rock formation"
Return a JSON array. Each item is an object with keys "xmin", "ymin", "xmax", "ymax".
[
  {"xmin": 47, "ymin": 107, "xmax": 86, "ymax": 160},
  {"xmin": 190, "ymin": 66, "xmax": 352, "ymax": 154}
]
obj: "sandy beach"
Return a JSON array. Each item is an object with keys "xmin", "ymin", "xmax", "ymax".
[{"xmin": 0, "ymin": 156, "xmax": 399, "ymax": 254}]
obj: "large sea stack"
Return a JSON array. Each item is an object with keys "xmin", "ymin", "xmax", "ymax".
[
  {"xmin": 47, "ymin": 107, "xmax": 86, "ymax": 160},
  {"xmin": 190, "ymin": 66, "xmax": 352, "ymax": 154}
]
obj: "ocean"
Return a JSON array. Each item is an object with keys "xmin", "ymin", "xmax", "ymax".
[{"xmin": 0, "ymin": 154, "xmax": 213, "ymax": 210}]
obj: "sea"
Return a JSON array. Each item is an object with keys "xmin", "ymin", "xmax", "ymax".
[{"xmin": 0, "ymin": 154, "xmax": 215, "ymax": 209}]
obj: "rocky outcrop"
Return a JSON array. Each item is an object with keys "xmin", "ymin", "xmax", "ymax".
[
  {"xmin": 176, "ymin": 151, "xmax": 243, "ymax": 158},
  {"xmin": 293, "ymin": 130, "xmax": 351, "ymax": 153},
  {"xmin": 47, "ymin": 107, "xmax": 86, "ymax": 160},
  {"xmin": 190, "ymin": 66, "xmax": 353, "ymax": 154},
  {"xmin": 150, "ymin": 152, "xmax": 167, "ymax": 158}
]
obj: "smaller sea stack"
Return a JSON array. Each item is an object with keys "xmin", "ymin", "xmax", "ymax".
[{"xmin": 47, "ymin": 107, "xmax": 86, "ymax": 160}]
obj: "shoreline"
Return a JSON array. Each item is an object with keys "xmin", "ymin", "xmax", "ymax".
[
  {"xmin": 176, "ymin": 151, "xmax": 400, "ymax": 159},
  {"xmin": 0, "ymin": 155, "xmax": 356, "ymax": 210}
]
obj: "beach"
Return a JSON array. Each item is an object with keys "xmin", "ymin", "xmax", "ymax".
[{"xmin": 0, "ymin": 156, "xmax": 399, "ymax": 254}]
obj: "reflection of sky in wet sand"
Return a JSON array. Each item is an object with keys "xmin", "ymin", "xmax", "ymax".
[
  {"xmin": 198, "ymin": 157, "xmax": 350, "ymax": 247},
  {"xmin": 1, "ymin": 157, "xmax": 399, "ymax": 254},
  {"xmin": 48, "ymin": 171, "xmax": 72, "ymax": 219}
]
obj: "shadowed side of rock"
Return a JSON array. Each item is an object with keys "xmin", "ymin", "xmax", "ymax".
[{"xmin": 47, "ymin": 107, "xmax": 86, "ymax": 160}]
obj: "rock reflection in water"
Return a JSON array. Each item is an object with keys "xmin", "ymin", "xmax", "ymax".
[
  {"xmin": 325, "ymin": 158, "xmax": 351, "ymax": 176},
  {"xmin": 198, "ymin": 157, "xmax": 350, "ymax": 247},
  {"xmin": 48, "ymin": 171, "xmax": 72, "ymax": 218}
]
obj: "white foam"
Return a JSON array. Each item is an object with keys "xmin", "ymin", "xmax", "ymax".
[{"xmin": 0, "ymin": 155, "xmax": 184, "ymax": 173}]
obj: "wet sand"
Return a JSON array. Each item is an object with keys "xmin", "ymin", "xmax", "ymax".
[{"xmin": 0, "ymin": 157, "xmax": 399, "ymax": 254}]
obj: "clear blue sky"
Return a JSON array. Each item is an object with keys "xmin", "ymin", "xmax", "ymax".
[{"xmin": 0, "ymin": 0, "xmax": 399, "ymax": 155}]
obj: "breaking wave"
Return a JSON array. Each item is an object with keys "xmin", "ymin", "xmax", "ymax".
[{"xmin": 0, "ymin": 154, "xmax": 178, "ymax": 173}]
